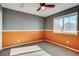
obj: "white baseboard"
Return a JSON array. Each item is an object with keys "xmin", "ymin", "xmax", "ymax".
[
  {"xmin": 46, "ymin": 40, "xmax": 79, "ymax": 53},
  {"xmin": 2, "ymin": 40, "xmax": 44, "ymax": 50},
  {"xmin": 0, "ymin": 46, "xmax": 2, "ymax": 50},
  {"xmin": 0, "ymin": 41, "xmax": 2, "ymax": 50},
  {"xmin": 2, "ymin": 39, "xmax": 79, "ymax": 53}
]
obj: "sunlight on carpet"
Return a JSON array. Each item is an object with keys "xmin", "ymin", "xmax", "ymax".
[{"xmin": 10, "ymin": 45, "xmax": 50, "ymax": 56}]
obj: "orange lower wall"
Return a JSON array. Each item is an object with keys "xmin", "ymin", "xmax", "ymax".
[
  {"xmin": 2, "ymin": 30, "xmax": 79, "ymax": 51},
  {"xmin": 45, "ymin": 31, "xmax": 79, "ymax": 50},
  {"xmin": 2, "ymin": 31, "xmax": 44, "ymax": 48}
]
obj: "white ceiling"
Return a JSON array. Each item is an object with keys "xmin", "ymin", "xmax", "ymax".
[{"xmin": 1, "ymin": 3, "xmax": 79, "ymax": 17}]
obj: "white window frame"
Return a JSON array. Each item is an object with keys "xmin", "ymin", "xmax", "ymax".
[{"xmin": 53, "ymin": 12, "xmax": 78, "ymax": 35}]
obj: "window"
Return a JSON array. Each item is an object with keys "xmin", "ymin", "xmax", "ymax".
[{"xmin": 53, "ymin": 12, "xmax": 77, "ymax": 34}]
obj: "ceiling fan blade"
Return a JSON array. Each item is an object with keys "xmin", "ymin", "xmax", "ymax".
[
  {"xmin": 37, "ymin": 7, "xmax": 41, "ymax": 11},
  {"xmin": 40, "ymin": 3, "xmax": 45, "ymax": 6},
  {"xmin": 45, "ymin": 4, "xmax": 55, "ymax": 7}
]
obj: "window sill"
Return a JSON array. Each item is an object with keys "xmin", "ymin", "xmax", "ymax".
[{"xmin": 53, "ymin": 31, "xmax": 78, "ymax": 35}]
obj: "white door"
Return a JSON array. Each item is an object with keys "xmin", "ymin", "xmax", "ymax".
[{"xmin": 0, "ymin": 6, "xmax": 2, "ymax": 50}]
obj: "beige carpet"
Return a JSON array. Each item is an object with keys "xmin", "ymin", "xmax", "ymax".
[{"xmin": 10, "ymin": 45, "xmax": 50, "ymax": 56}]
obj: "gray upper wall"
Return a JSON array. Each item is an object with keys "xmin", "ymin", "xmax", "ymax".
[
  {"xmin": 0, "ymin": 5, "xmax": 2, "ymax": 30},
  {"xmin": 45, "ymin": 17, "xmax": 53, "ymax": 29},
  {"xmin": 45, "ymin": 5, "xmax": 79, "ymax": 30},
  {"xmin": 3, "ymin": 5, "xmax": 79, "ymax": 30},
  {"xmin": 3, "ymin": 8, "xmax": 45, "ymax": 30}
]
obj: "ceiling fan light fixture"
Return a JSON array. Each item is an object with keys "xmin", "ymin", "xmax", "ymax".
[
  {"xmin": 37, "ymin": 3, "xmax": 55, "ymax": 11},
  {"xmin": 41, "ymin": 6, "xmax": 45, "ymax": 9}
]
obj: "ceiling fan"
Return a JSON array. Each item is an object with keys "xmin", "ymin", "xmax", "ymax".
[{"xmin": 37, "ymin": 3, "xmax": 55, "ymax": 11}]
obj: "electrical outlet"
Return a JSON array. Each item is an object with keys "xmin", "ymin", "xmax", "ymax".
[
  {"xmin": 66, "ymin": 41, "xmax": 69, "ymax": 44},
  {"xmin": 17, "ymin": 40, "xmax": 20, "ymax": 43}
]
